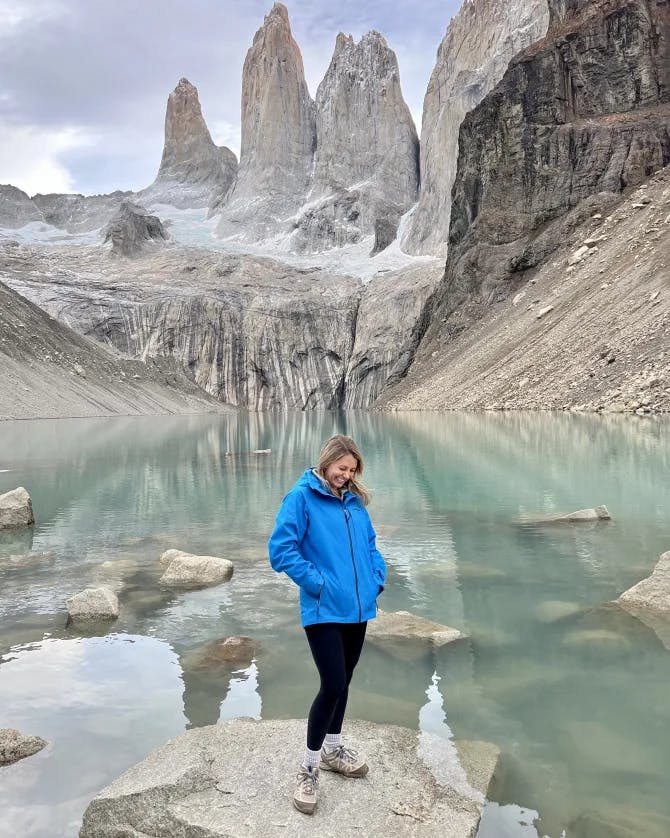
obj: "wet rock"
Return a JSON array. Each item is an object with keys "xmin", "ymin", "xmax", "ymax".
[
  {"xmin": 79, "ymin": 718, "xmax": 498, "ymax": 838},
  {"xmin": 0, "ymin": 487, "xmax": 35, "ymax": 529},
  {"xmin": 66, "ymin": 586, "xmax": 120, "ymax": 621},
  {"xmin": 158, "ymin": 548, "xmax": 191, "ymax": 567},
  {"xmin": 181, "ymin": 636, "xmax": 257, "ymax": 671},
  {"xmin": 617, "ymin": 551, "xmax": 670, "ymax": 649},
  {"xmin": 561, "ymin": 628, "xmax": 631, "ymax": 653},
  {"xmin": 534, "ymin": 600, "xmax": 584, "ymax": 623},
  {"xmin": 367, "ymin": 610, "xmax": 465, "ymax": 659},
  {"xmin": 521, "ymin": 505, "xmax": 611, "ymax": 524},
  {"xmin": 159, "ymin": 554, "xmax": 234, "ymax": 588},
  {"xmin": 0, "ymin": 728, "xmax": 47, "ymax": 765}
]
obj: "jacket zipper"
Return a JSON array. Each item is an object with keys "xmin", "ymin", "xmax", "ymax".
[{"xmin": 342, "ymin": 499, "xmax": 362, "ymax": 622}]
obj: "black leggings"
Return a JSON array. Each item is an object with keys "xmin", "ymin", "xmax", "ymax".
[{"xmin": 304, "ymin": 621, "xmax": 367, "ymax": 751}]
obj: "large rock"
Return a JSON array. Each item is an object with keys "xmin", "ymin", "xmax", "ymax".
[
  {"xmin": 289, "ymin": 31, "xmax": 419, "ymax": 253},
  {"xmin": 181, "ymin": 636, "xmax": 257, "ymax": 671},
  {"xmin": 367, "ymin": 610, "xmax": 466, "ymax": 660},
  {"xmin": 0, "ymin": 184, "xmax": 45, "ymax": 228},
  {"xmin": 0, "ymin": 487, "xmax": 35, "ymax": 529},
  {"xmin": 402, "ymin": 0, "xmax": 550, "ymax": 255},
  {"xmin": 66, "ymin": 586, "xmax": 120, "ymax": 621},
  {"xmin": 217, "ymin": 3, "xmax": 315, "ymax": 240},
  {"xmin": 520, "ymin": 505, "xmax": 611, "ymax": 524},
  {"xmin": 139, "ymin": 78, "xmax": 238, "ymax": 210},
  {"xmin": 618, "ymin": 551, "xmax": 670, "ymax": 649},
  {"xmin": 0, "ymin": 728, "xmax": 47, "ymax": 765},
  {"xmin": 159, "ymin": 553, "xmax": 234, "ymax": 588},
  {"xmin": 79, "ymin": 718, "xmax": 499, "ymax": 838},
  {"xmin": 103, "ymin": 201, "xmax": 168, "ymax": 257}
]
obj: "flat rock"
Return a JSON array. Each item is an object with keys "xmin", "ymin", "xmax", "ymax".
[
  {"xmin": 367, "ymin": 610, "xmax": 465, "ymax": 660},
  {"xmin": 520, "ymin": 505, "xmax": 611, "ymax": 524},
  {"xmin": 159, "ymin": 554, "xmax": 234, "ymax": 588},
  {"xmin": 79, "ymin": 718, "xmax": 499, "ymax": 838},
  {"xmin": 66, "ymin": 586, "xmax": 120, "ymax": 621},
  {"xmin": 0, "ymin": 727, "xmax": 48, "ymax": 765},
  {"xmin": 0, "ymin": 486, "xmax": 35, "ymax": 529}
]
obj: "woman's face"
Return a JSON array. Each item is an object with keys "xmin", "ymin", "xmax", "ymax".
[{"xmin": 324, "ymin": 454, "xmax": 358, "ymax": 493}]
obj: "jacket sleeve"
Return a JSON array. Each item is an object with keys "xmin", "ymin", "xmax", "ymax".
[
  {"xmin": 366, "ymin": 513, "xmax": 387, "ymax": 592},
  {"xmin": 268, "ymin": 489, "xmax": 324, "ymax": 597}
]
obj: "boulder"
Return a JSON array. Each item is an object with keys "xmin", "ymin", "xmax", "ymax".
[
  {"xmin": 181, "ymin": 636, "xmax": 257, "ymax": 671},
  {"xmin": 158, "ymin": 548, "xmax": 191, "ymax": 567},
  {"xmin": 521, "ymin": 505, "xmax": 611, "ymax": 524},
  {"xmin": 367, "ymin": 610, "xmax": 465, "ymax": 660},
  {"xmin": 103, "ymin": 201, "xmax": 167, "ymax": 257},
  {"xmin": 66, "ymin": 586, "xmax": 120, "ymax": 622},
  {"xmin": 159, "ymin": 554, "xmax": 234, "ymax": 588},
  {"xmin": 0, "ymin": 486, "xmax": 35, "ymax": 529},
  {"xmin": 79, "ymin": 718, "xmax": 499, "ymax": 838},
  {"xmin": 534, "ymin": 600, "xmax": 584, "ymax": 623},
  {"xmin": 617, "ymin": 551, "xmax": 670, "ymax": 650},
  {"xmin": 0, "ymin": 727, "xmax": 47, "ymax": 765}
]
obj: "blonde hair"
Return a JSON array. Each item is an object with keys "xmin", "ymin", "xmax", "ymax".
[{"xmin": 315, "ymin": 434, "xmax": 370, "ymax": 505}]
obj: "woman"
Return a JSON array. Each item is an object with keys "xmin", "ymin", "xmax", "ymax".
[{"xmin": 268, "ymin": 434, "xmax": 386, "ymax": 815}]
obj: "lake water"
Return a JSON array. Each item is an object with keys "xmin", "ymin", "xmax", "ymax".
[{"xmin": 1, "ymin": 411, "xmax": 669, "ymax": 838}]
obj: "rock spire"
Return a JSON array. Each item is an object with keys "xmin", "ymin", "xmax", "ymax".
[
  {"xmin": 217, "ymin": 3, "xmax": 316, "ymax": 239},
  {"xmin": 140, "ymin": 77, "xmax": 237, "ymax": 209}
]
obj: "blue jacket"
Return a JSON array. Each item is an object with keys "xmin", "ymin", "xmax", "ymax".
[{"xmin": 268, "ymin": 468, "xmax": 386, "ymax": 627}]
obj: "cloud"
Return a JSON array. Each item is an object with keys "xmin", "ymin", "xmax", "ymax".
[{"xmin": 0, "ymin": 123, "xmax": 95, "ymax": 194}]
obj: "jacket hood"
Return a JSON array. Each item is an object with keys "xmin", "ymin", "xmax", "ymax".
[{"xmin": 297, "ymin": 467, "xmax": 353, "ymax": 500}]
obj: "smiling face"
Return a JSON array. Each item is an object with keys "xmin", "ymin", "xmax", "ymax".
[{"xmin": 324, "ymin": 453, "xmax": 358, "ymax": 495}]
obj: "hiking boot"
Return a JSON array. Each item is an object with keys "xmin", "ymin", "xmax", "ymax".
[
  {"xmin": 320, "ymin": 744, "xmax": 369, "ymax": 778},
  {"xmin": 293, "ymin": 765, "xmax": 319, "ymax": 814}
]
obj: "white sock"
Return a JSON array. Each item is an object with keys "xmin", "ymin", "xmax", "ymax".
[
  {"xmin": 302, "ymin": 747, "xmax": 321, "ymax": 771},
  {"xmin": 323, "ymin": 733, "xmax": 342, "ymax": 753}
]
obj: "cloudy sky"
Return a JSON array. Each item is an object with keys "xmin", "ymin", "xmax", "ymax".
[{"xmin": 0, "ymin": 0, "xmax": 462, "ymax": 197}]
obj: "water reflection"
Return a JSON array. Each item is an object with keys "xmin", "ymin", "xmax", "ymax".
[{"xmin": 0, "ymin": 411, "xmax": 669, "ymax": 838}]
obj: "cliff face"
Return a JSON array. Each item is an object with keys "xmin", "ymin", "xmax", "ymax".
[
  {"xmin": 216, "ymin": 3, "xmax": 315, "ymax": 240},
  {"xmin": 290, "ymin": 31, "xmax": 419, "ymax": 254},
  {"xmin": 0, "ymin": 185, "xmax": 44, "ymax": 228},
  {"xmin": 402, "ymin": 0, "xmax": 550, "ymax": 256},
  {"xmin": 1, "ymin": 244, "xmax": 441, "ymax": 411},
  {"xmin": 139, "ymin": 78, "xmax": 238, "ymax": 210}
]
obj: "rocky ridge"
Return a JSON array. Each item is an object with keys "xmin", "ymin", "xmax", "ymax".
[
  {"xmin": 289, "ymin": 31, "xmax": 419, "ymax": 254},
  {"xmin": 0, "ymin": 274, "xmax": 232, "ymax": 420},
  {"xmin": 1, "ymin": 242, "xmax": 442, "ymax": 410},
  {"xmin": 0, "ymin": 185, "xmax": 45, "ymax": 229},
  {"xmin": 402, "ymin": 0, "xmax": 550, "ymax": 256},
  {"xmin": 138, "ymin": 77, "xmax": 238, "ymax": 210},
  {"xmin": 217, "ymin": 3, "xmax": 315, "ymax": 240}
]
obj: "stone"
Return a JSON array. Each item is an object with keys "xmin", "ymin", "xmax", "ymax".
[
  {"xmin": 401, "ymin": 0, "xmax": 550, "ymax": 255},
  {"xmin": 367, "ymin": 609, "xmax": 465, "ymax": 660},
  {"xmin": 568, "ymin": 246, "xmax": 590, "ymax": 265},
  {"xmin": 536, "ymin": 305, "xmax": 554, "ymax": 319},
  {"xmin": 103, "ymin": 201, "xmax": 168, "ymax": 257},
  {"xmin": 66, "ymin": 586, "xmax": 119, "ymax": 621},
  {"xmin": 0, "ymin": 184, "xmax": 45, "ymax": 228},
  {"xmin": 521, "ymin": 505, "xmax": 611, "ymax": 523},
  {"xmin": 158, "ymin": 548, "xmax": 190, "ymax": 567},
  {"xmin": 561, "ymin": 628, "xmax": 631, "ymax": 652},
  {"xmin": 0, "ymin": 487, "xmax": 35, "ymax": 529},
  {"xmin": 79, "ymin": 719, "xmax": 498, "ymax": 838},
  {"xmin": 181, "ymin": 636, "xmax": 257, "ymax": 671},
  {"xmin": 0, "ymin": 728, "xmax": 48, "ymax": 765},
  {"xmin": 569, "ymin": 806, "xmax": 670, "ymax": 838},
  {"xmin": 139, "ymin": 78, "xmax": 237, "ymax": 211},
  {"xmin": 217, "ymin": 4, "xmax": 315, "ymax": 241},
  {"xmin": 618, "ymin": 551, "xmax": 670, "ymax": 614},
  {"xmin": 159, "ymin": 553, "xmax": 234, "ymax": 588},
  {"xmin": 290, "ymin": 30, "xmax": 419, "ymax": 254},
  {"xmin": 534, "ymin": 600, "xmax": 584, "ymax": 623}
]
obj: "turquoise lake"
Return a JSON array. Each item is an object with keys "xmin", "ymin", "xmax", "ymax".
[{"xmin": 1, "ymin": 411, "xmax": 669, "ymax": 837}]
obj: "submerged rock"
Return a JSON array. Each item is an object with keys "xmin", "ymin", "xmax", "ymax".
[
  {"xmin": 159, "ymin": 553, "xmax": 234, "ymax": 588},
  {"xmin": 521, "ymin": 505, "xmax": 611, "ymax": 524},
  {"xmin": 367, "ymin": 610, "xmax": 465, "ymax": 660},
  {"xmin": 66, "ymin": 586, "xmax": 120, "ymax": 622},
  {"xmin": 0, "ymin": 728, "xmax": 48, "ymax": 765},
  {"xmin": 181, "ymin": 636, "xmax": 257, "ymax": 671},
  {"xmin": 0, "ymin": 487, "xmax": 35, "ymax": 529},
  {"xmin": 79, "ymin": 718, "xmax": 498, "ymax": 838}
]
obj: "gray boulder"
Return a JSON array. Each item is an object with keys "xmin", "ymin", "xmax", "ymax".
[
  {"xmin": 521, "ymin": 505, "xmax": 611, "ymax": 524},
  {"xmin": 0, "ymin": 487, "xmax": 35, "ymax": 529},
  {"xmin": 103, "ymin": 201, "xmax": 168, "ymax": 257},
  {"xmin": 367, "ymin": 610, "xmax": 465, "ymax": 660},
  {"xmin": 79, "ymin": 718, "xmax": 499, "ymax": 838},
  {"xmin": 617, "ymin": 551, "xmax": 670, "ymax": 649},
  {"xmin": 0, "ymin": 727, "xmax": 47, "ymax": 765},
  {"xmin": 159, "ymin": 553, "xmax": 234, "ymax": 588},
  {"xmin": 66, "ymin": 586, "xmax": 120, "ymax": 622},
  {"xmin": 158, "ymin": 548, "xmax": 191, "ymax": 567}
]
